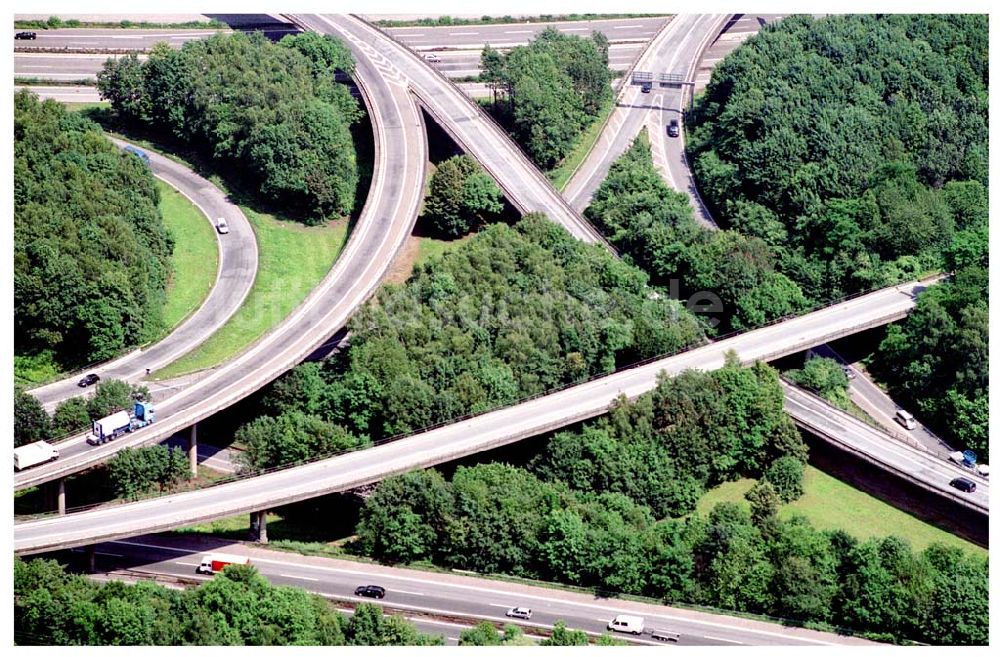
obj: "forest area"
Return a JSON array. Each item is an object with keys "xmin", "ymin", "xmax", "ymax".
[
  {"xmin": 686, "ymin": 14, "xmax": 988, "ymax": 455},
  {"xmin": 97, "ymin": 31, "xmax": 361, "ymax": 222},
  {"xmin": 14, "ymin": 92, "xmax": 173, "ymax": 370}
]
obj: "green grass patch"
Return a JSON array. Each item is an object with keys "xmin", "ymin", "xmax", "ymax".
[
  {"xmin": 414, "ymin": 233, "xmax": 473, "ymax": 267},
  {"xmin": 547, "ymin": 99, "xmax": 616, "ymax": 191},
  {"xmin": 156, "ymin": 181, "xmax": 218, "ymax": 333},
  {"xmin": 14, "ymin": 350, "xmax": 65, "ymax": 387},
  {"xmin": 154, "ymin": 213, "xmax": 349, "ymax": 379},
  {"xmin": 64, "ymin": 101, "xmax": 111, "ymax": 112},
  {"xmin": 697, "ymin": 465, "xmax": 986, "ymax": 557}
]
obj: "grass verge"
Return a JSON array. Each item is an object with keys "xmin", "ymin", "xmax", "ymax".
[
  {"xmin": 153, "ymin": 212, "xmax": 349, "ymax": 379},
  {"xmin": 156, "ymin": 180, "xmax": 218, "ymax": 334},
  {"xmin": 696, "ymin": 465, "xmax": 986, "ymax": 557},
  {"xmin": 547, "ymin": 99, "xmax": 615, "ymax": 191}
]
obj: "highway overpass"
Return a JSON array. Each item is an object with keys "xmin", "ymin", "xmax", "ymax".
[
  {"xmin": 14, "ymin": 21, "xmax": 428, "ymax": 491},
  {"xmin": 15, "ymin": 279, "xmax": 941, "ymax": 554}
]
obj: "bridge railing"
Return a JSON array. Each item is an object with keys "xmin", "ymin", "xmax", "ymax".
[
  {"xmin": 17, "ymin": 276, "xmax": 943, "ymax": 519},
  {"xmin": 351, "ymin": 14, "xmax": 617, "ymax": 253}
]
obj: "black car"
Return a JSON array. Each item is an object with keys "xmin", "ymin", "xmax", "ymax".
[
  {"xmin": 640, "ymin": 81, "xmax": 652, "ymax": 93},
  {"xmin": 667, "ymin": 119, "xmax": 680, "ymax": 138},
  {"xmin": 950, "ymin": 477, "xmax": 977, "ymax": 493},
  {"xmin": 354, "ymin": 584, "xmax": 386, "ymax": 599},
  {"xmin": 78, "ymin": 373, "xmax": 100, "ymax": 387},
  {"xmin": 15, "ymin": 31, "xmax": 37, "ymax": 40}
]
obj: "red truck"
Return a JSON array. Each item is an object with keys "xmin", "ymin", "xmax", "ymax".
[{"xmin": 197, "ymin": 553, "xmax": 250, "ymax": 574}]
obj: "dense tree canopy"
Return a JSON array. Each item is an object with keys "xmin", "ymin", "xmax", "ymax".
[
  {"xmin": 688, "ymin": 14, "xmax": 988, "ymax": 300},
  {"xmin": 258, "ymin": 214, "xmax": 702, "ymax": 445},
  {"xmin": 586, "ymin": 131, "xmax": 809, "ymax": 332},
  {"xmin": 107, "ymin": 445, "xmax": 190, "ymax": 500},
  {"xmin": 481, "ymin": 28, "xmax": 612, "ymax": 168},
  {"xmin": 98, "ymin": 32, "xmax": 361, "ymax": 222},
  {"xmin": 351, "ymin": 357, "xmax": 986, "ymax": 644},
  {"xmin": 14, "ymin": 559, "xmax": 442, "ymax": 645},
  {"xmin": 871, "ymin": 227, "xmax": 988, "ymax": 457},
  {"xmin": 14, "ymin": 91, "xmax": 173, "ymax": 366},
  {"xmin": 422, "ymin": 155, "xmax": 503, "ymax": 237}
]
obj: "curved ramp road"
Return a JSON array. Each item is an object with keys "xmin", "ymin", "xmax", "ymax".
[
  {"xmin": 14, "ymin": 36, "xmax": 428, "ymax": 491},
  {"xmin": 16, "ymin": 280, "xmax": 953, "ymax": 554},
  {"xmin": 28, "ymin": 139, "xmax": 258, "ymax": 412},
  {"xmin": 292, "ymin": 14, "xmax": 611, "ymax": 248},
  {"xmin": 564, "ymin": 14, "xmax": 727, "ymax": 221}
]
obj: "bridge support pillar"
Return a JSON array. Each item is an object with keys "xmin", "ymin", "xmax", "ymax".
[
  {"xmin": 84, "ymin": 545, "xmax": 95, "ymax": 573},
  {"xmin": 250, "ymin": 510, "xmax": 268, "ymax": 544},
  {"xmin": 188, "ymin": 423, "xmax": 198, "ymax": 477},
  {"xmin": 57, "ymin": 478, "xmax": 66, "ymax": 516}
]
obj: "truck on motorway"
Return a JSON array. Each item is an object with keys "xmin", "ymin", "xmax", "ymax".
[
  {"xmin": 14, "ymin": 441, "xmax": 59, "ymax": 471},
  {"xmin": 197, "ymin": 553, "xmax": 251, "ymax": 574},
  {"xmin": 949, "ymin": 450, "xmax": 988, "ymax": 477},
  {"xmin": 87, "ymin": 401, "xmax": 156, "ymax": 446}
]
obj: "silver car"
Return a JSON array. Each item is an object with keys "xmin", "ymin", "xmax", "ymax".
[
  {"xmin": 505, "ymin": 606, "xmax": 532, "ymax": 620},
  {"xmin": 216, "ymin": 217, "xmax": 230, "ymax": 234}
]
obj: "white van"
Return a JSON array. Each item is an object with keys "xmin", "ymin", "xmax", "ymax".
[
  {"xmin": 895, "ymin": 409, "xmax": 917, "ymax": 430},
  {"xmin": 607, "ymin": 614, "xmax": 645, "ymax": 635}
]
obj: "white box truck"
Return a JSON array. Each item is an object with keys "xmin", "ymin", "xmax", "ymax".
[
  {"xmin": 608, "ymin": 614, "xmax": 645, "ymax": 635},
  {"xmin": 14, "ymin": 441, "xmax": 59, "ymax": 471}
]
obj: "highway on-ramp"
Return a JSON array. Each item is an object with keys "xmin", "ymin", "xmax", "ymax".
[
  {"xmin": 59, "ymin": 533, "xmax": 873, "ymax": 646},
  {"xmin": 27, "ymin": 138, "xmax": 258, "ymax": 413},
  {"xmin": 14, "ymin": 279, "xmax": 940, "ymax": 554},
  {"xmin": 14, "ymin": 26, "xmax": 428, "ymax": 491},
  {"xmin": 563, "ymin": 14, "xmax": 727, "ymax": 216},
  {"xmin": 292, "ymin": 14, "xmax": 610, "ymax": 248}
]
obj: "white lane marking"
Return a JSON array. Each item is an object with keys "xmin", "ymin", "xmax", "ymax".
[
  {"xmin": 96, "ymin": 551, "xmax": 123, "ymax": 557},
  {"xmin": 111, "ymin": 35, "xmax": 144, "ymax": 39},
  {"xmin": 176, "ymin": 561, "xmax": 199, "ymax": 566},
  {"xmin": 392, "ymin": 589, "xmax": 426, "ymax": 596},
  {"xmin": 449, "ymin": 32, "xmax": 479, "ymax": 36},
  {"xmin": 562, "ymin": 27, "xmax": 588, "ymax": 31},
  {"xmin": 111, "ymin": 539, "xmax": 839, "ymax": 645},
  {"xmin": 705, "ymin": 635, "xmax": 744, "ymax": 644},
  {"xmin": 396, "ymin": 33, "xmax": 424, "ymax": 37},
  {"xmin": 505, "ymin": 30, "xmax": 533, "ymax": 34},
  {"xmin": 282, "ymin": 574, "xmax": 319, "ymax": 582},
  {"xmin": 612, "ymin": 25, "xmax": 642, "ymax": 29},
  {"xmin": 489, "ymin": 603, "xmax": 511, "ymax": 608}
]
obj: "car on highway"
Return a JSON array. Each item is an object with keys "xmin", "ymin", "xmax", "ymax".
[
  {"xmin": 667, "ymin": 119, "xmax": 680, "ymax": 137},
  {"xmin": 216, "ymin": 217, "xmax": 230, "ymax": 234},
  {"xmin": 78, "ymin": 373, "xmax": 100, "ymax": 387},
  {"xmin": 505, "ymin": 607, "xmax": 532, "ymax": 620},
  {"xmin": 640, "ymin": 81, "xmax": 652, "ymax": 93},
  {"xmin": 354, "ymin": 584, "xmax": 386, "ymax": 599},
  {"xmin": 950, "ymin": 477, "xmax": 977, "ymax": 493},
  {"xmin": 842, "ymin": 365, "xmax": 856, "ymax": 380},
  {"xmin": 15, "ymin": 31, "xmax": 37, "ymax": 40},
  {"xmin": 894, "ymin": 409, "xmax": 917, "ymax": 430},
  {"xmin": 423, "ymin": 53, "xmax": 442, "ymax": 63}
]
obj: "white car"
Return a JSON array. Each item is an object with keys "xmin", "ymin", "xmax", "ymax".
[
  {"xmin": 216, "ymin": 217, "xmax": 229, "ymax": 234},
  {"xmin": 423, "ymin": 53, "xmax": 442, "ymax": 63},
  {"xmin": 505, "ymin": 607, "xmax": 532, "ymax": 620}
]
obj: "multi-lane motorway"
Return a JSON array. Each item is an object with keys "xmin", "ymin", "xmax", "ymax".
[
  {"xmin": 27, "ymin": 138, "xmax": 258, "ymax": 413},
  {"xmin": 14, "ymin": 279, "xmax": 941, "ymax": 555},
  {"xmin": 59, "ymin": 534, "xmax": 872, "ymax": 646}
]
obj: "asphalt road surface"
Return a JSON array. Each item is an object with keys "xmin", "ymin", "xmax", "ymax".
[
  {"xmin": 563, "ymin": 14, "xmax": 725, "ymax": 217},
  {"xmin": 14, "ymin": 280, "xmax": 936, "ymax": 554},
  {"xmin": 27, "ymin": 138, "xmax": 258, "ymax": 414},
  {"xmin": 14, "ymin": 18, "xmax": 428, "ymax": 492},
  {"xmin": 301, "ymin": 14, "xmax": 609, "ymax": 247},
  {"xmin": 54, "ymin": 534, "xmax": 874, "ymax": 646},
  {"xmin": 783, "ymin": 382, "xmax": 988, "ymax": 513},
  {"xmin": 14, "ymin": 84, "xmax": 101, "ymax": 102}
]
